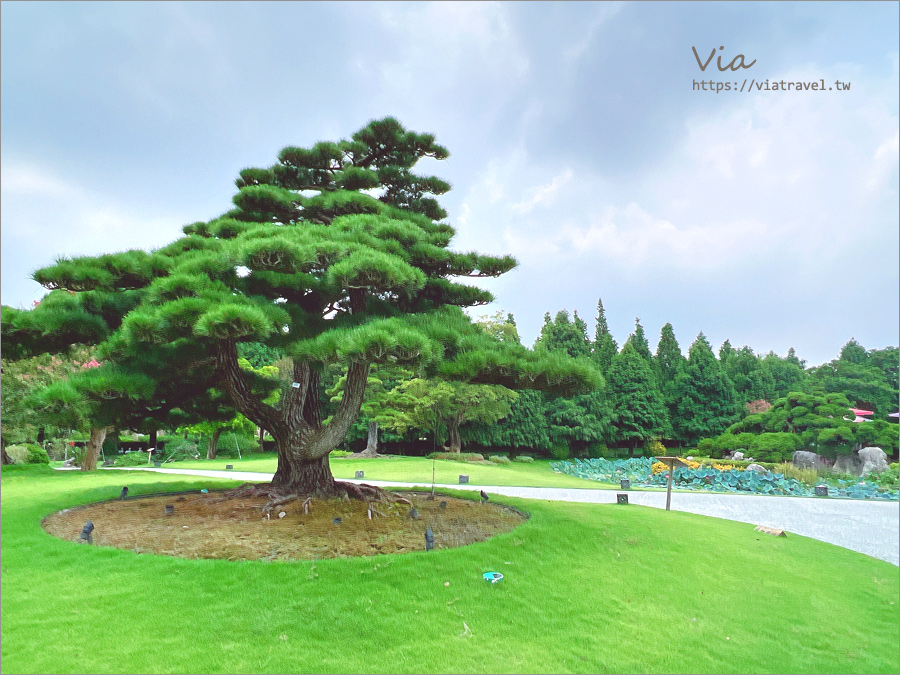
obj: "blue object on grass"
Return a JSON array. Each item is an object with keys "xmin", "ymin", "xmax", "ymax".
[
  {"xmin": 483, "ymin": 572, "xmax": 503, "ymax": 583},
  {"xmin": 201, "ymin": 489, "xmax": 208, "ymax": 493}
]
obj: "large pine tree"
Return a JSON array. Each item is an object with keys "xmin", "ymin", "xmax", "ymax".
[{"xmin": 19, "ymin": 118, "xmax": 598, "ymax": 498}]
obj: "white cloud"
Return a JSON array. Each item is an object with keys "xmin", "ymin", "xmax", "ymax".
[
  {"xmin": 562, "ymin": 2, "xmax": 624, "ymax": 64},
  {"xmin": 1, "ymin": 162, "xmax": 185, "ymax": 262},
  {"xmin": 510, "ymin": 168, "xmax": 573, "ymax": 214}
]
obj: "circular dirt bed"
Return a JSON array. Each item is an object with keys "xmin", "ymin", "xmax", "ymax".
[{"xmin": 41, "ymin": 490, "xmax": 527, "ymax": 561}]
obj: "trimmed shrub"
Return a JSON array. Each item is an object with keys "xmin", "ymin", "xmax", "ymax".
[
  {"xmin": 488, "ymin": 455, "xmax": 511, "ymax": 465},
  {"xmin": 513, "ymin": 455, "xmax": 534, "ymax": 463},
  {"xmin": 5, "ymin": 444, "xmax": 49, "ymax": 465},
  {"xmin": 549, "ymin": 443, "xmax": 570, "ymax": 460},
  {"xmin": 645, "ymin": 440, "xmax": 667, "ymax": 457},
  {"xmin": 586, "ymin": 442, "xmax": 609, "ymax": 459},
  {"xmin": 750, "ymin": 432, "xmax": 801, "ymax": 463}
]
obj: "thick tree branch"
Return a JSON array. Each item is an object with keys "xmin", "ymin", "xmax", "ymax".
[
  {"xmin": 310, "ymin": 359, "xmax": 370, "ymax": 453},
  {"xmin": 216, "ymin": 339, "xmax": 285, "ymax": 434}
]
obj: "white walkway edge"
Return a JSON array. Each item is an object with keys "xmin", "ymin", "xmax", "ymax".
[{"xmin": 105, "ymin": 466, "xmax": 900, "ymax": 566}]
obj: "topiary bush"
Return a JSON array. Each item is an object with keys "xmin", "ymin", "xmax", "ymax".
[
  {"xmin": 513, "ymin": 455, "xmax": 534, "ymax": 463},
  {"xmin": 488, "ymin": 455, "xmax": 511, "ymax": 465}
]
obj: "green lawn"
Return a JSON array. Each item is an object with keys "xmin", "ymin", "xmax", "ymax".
[
  {"xmin": 169, "ymin": 454, "xmax": 623, "ymax": 490},
  {"xmin": 2, "ymin": 465, "xmax": 897, "ymax": 674}
]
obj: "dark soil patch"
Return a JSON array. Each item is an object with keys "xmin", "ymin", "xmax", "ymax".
[{"xmin": 41, "ymin": 491, "xmax": 527, "ymax": 561}]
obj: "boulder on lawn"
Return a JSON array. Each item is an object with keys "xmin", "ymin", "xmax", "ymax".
[
  {"xmin": 858, "ymin": 447, "xmax": 889, "ymax": 477},
  {"xmin": 745, "ymin": 463, "xmax": 766, "ymax": 472},
  {"xmin": 793, "ymin": 450, "xmax": 825, "ymax": 470}
]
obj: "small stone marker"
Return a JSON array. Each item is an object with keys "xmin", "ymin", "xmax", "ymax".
[
  {"xmin": 355, "ymin": 470, "xmax": 364, "ymax": 479},
  {"xmin": 755, "ymin": 525, "xmax": 787, "ymax": 537},
  {"xmin": 408, "ymin": 507, "xmax": 419, "ymax": 520},
  {"xmin": 815, "ymin": 485, "xmax": 828, "ymax": 497},
  {"xmin": 165, "ymin": 504, "xmax": 174, "ymax": 515},
  {"xmin": 278, "ymin": 511, "xmax": 286, "ymax": 519},
  {"xmin": 332, "ymin": 517, "xmax": 342, "ymax": 525},
  {"xmin": 225, "ymin": 464, "xmax": 233, "ymax": 470},
  {"xmin": 617, "ymin": 493, "xmax": 629, "ymax": 504},
  {"xmin": 459, "ymin": 475, "xmax": 469, "ymax": 484},
  {"xmin": 439, "ymin": 501, "xmax": 447, "ymax": 510},
  {"xmin": 425, "ymin": 525, "xmax": 434, "ymax": 551},
  {"xmin": 80, "ymin": 521, "xmax": 94, "ymax": 544},
  {"xmin": 154, "ymin": 461, "xmax": 161, "ymax": 468},
  {"xmin": 620, "ymin": 478, "xmax": 631, "ymax": 490}
]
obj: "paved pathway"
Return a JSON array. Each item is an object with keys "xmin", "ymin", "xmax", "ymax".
[{"xmin": 108, "ymin": 466, "xmax": 900, "ymax": 566}]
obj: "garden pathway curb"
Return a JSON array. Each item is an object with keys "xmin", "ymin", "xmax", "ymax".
[{"xmin": 102, "ymin": 466, "xmax": 899, "ymax": 566}]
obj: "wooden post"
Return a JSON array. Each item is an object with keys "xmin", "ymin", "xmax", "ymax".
[
  {"xmin": 666, "ymin": 464, "xmax": 674, "ymax": 511},
  {"xmin": 656, "ymin": 456, "xmax": 686, "ymax": 512}
]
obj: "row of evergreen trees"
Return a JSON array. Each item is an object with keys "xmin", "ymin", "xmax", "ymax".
[{"xmin": 450, "ymin": 300, "xmax": 898, "ymax": 458}]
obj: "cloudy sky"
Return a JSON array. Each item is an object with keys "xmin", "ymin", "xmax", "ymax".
[{"xmin": 2, "ymin": 1, "xmax": 897, "ymax": 367}]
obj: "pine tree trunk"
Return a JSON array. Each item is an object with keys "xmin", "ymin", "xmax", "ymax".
[
  {"xmin": 448, "ymin": 422, "xmax": 462, "ymax": 453},
  {"xmin": 207, "ymin": 428, "xmax": 223, "ymax": 460},
  {"xmin": 216, "ymin": 339, "xmax": 371, "ymax": 498},
  {"xmin": 81, "ymin": 426, "xmax": 109, "ymax": 471},
  {"xmin": 271, "ymin": 452, "xmax": 337, "ymax": 496},
  {"xmin": 1, "ymin": 440, "xmax": 12, "ymax": 466},
  {"xmin": 149, "ymin": 429, "xmax": 158, "ymax": 451},
  {"xmin": 358, "ymin": 421, "xmax": 379, "ymax": 457}
]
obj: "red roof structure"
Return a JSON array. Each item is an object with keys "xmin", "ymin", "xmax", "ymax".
[{"xmin": 849, "ymin": 408, "xmax": 874, "ymax": 416}]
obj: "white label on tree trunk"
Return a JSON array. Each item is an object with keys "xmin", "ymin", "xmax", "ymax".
[{"xmin": 291, "ymin": 382, "xmax": 301, "ymax": 388}]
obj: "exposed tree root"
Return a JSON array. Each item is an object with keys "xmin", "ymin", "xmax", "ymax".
[{"xmin": 213, "ymin": 480, "xmax": 395, "ymax": 514}]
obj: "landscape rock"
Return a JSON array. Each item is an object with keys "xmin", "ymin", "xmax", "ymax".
[
  {"xmin": 732, "ymin": 451, "xmax": 744, "ymax": 461},
  {"xmin": 745, "ymin": 463, "xmax": 766, "ymax": 472},
  {"xmin": 833, "ymin": 453, "xmax": 863, "ymax": 476},
  {"xmin": 858, "ymin": 447, "xmax": 889, "ymax": 477},
  {"xmin": 793, "ymin": 451, "xmax": 825, "ymax": 470}
]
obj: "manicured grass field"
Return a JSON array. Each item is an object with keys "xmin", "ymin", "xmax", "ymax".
[
  {"xmin": 170, "ymin": 454, "xmax": 622, "ymax": 490},
  {"xmin": 2, "ymin": 465, "xmax": 898, "ymax": 674}
]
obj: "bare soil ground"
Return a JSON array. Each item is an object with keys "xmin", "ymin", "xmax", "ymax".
[{"xmin": 41, "ymin": 490, "xmax": 527, "ymax": 561}]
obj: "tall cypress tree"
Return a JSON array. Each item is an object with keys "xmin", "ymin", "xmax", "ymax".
[
  {"xmin": 627, "ymin": 317, "xmax": 653, "ymax": 364},
  {"xmin": 723, "ymin": 345, "xmax": 776, "ymax": 406},
  {"xmin": 606, "ymin": 342, "xmax": 667, "ymax": 450},
  {"xmin": 592, "ymin": 297, "xmax": 618, "ymax": 373},
  {"xmin": 654, "ymin": 322, "xmax": 684, "ymax": 435},
  {"xmin": 718, "ymin": 339, "xmax": 736, "ymax": 365},
  {"xmin": 535, "ymin": 309, "xmax": 592, "ymax": 359},
  {"xmin": 672, "ymin": 333, "xmax": 739, "ymax": 446}
]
